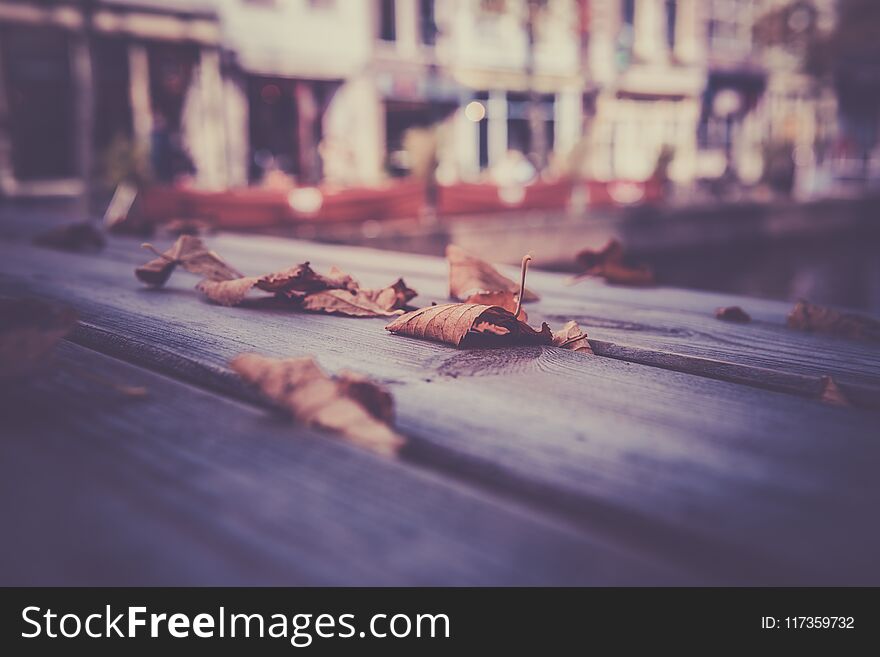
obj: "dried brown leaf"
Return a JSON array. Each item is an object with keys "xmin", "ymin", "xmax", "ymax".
[
  {"xmin": 464, "ymin": 291, "xmax": 527, "ymax": 321},
  {"xmin": 447, "ymin": 245, "xmax": 539, "ymax": 302},
  {"xmin": 160, "ymin": 218, "xmax": 214, "ymax": 237},
  {"xmin": 787, "ymin": 300, "xmax": 880, "ymax": 342},
  {"xmin": 715, "ymin": 306, "xmax": 752, "ymax": 323},
  {"xmin": 361, "ymin": 278, "xmax": 418, "ymax": 312},
  {"xmin": 197, "ymin": 261, "xmax": 414, "ymax": 318},
  {"xmin": 34, "ymin": 222, "xmax": 106, "ymax": 253},
  {"xmin": 299, "ymin": 289, "xmax": 403, "ymax": 317},
  {"xmin": 819, "ymin": 376, "xmax": 851, "ymax": 407},
  {"xmin": 230, "ymin": 353, "xmax": 404, "ymax": 457},
  {"xmin": 259, "ymin": 263, "xmax": 358, "ymax": 299},
  {"xmin": 598, "ymin": 262, "xmax": 655, "ymax": 286},
  {"xmin": 136, "ymin": 236, "xmax": 242, "ymax": 287},
  {"xmin": 0, "ymin": 298, "xmax": 78, "ymax": 379},
  {"xmin": 551, "ymin": 320, "xmax": 593, "ymax": 354},
  {"xmin": 196, "ymin": 277, "xmax": 261, "ymax": 306},
  {"xmin": 574, "ymin": 239, "xmax": 624, "ymax": 271},
  {"xmin": 573, "ymin": 239, "xmax": 655, "ymax": 287},
  {"xmin": 386, "ymin": 303, "xmax": 551, "ymax": 348}
]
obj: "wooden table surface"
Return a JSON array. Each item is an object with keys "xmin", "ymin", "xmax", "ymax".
[{"xmin": 1, "ymin": 215, "xmax": 879, "ymax": 585}]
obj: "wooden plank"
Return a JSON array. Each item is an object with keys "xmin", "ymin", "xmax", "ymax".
[
  {"xmin": 9, "ymin": 213, "xmax": 880, "ymax": 399},
  {"xmin": 0, "ymin": 341, "xmax": 679, "ymax": 585},
  {"xmin": 2, "ymin": 243, "xmax": 879, "ymax": 583},
  {"xmin": 204, "ymin": 233, "xmax": 880, "ymax": 398},
  {"xmin": 67, "ymin": 228, "xmax": 880, "ymax": 400}
]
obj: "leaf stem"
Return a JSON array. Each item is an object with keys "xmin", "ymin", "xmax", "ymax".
[
  {"xmin": 141, "ymin": 242, "xmax": 176, "ymax": 262},
  {"xmin": 514, "ymin": 254, "xmax": 531, "ymax": 319}
]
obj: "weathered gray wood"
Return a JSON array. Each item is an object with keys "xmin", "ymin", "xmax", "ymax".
[
  {"xmin": 1, "ymin": 241, "xmax": 879, "ymax": 583},
  {"xmin": 205, "ymin": 232, "xmax": 880, "ymax": 398},
  {"xmin": 0, "ymin": 341, "xmax": 680, "ymax": 585},
  {"xmin": 8, "ymin": 213, "xmax": 880, "ymax": 399}
]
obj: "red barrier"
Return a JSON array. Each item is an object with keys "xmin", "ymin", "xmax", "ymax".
[
  {"xmin": 135, "ymin": 177, "xmax": 663, "ymax": 229},
  {"xmin": 583, "ymin": 178, "xmax": 664, "ymax": 207},
  {"xmin": 137, "ymin": 180, "xmax": 426, "ymax": 228},
  {"xmin": 436, "ymin": 179, "xmax": 573, "ymax": 216},
  {"xmin": 287, "ymin": 180, "xmax": 425, "ymax": 223}
]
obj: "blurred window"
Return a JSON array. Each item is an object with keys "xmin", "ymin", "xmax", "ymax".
[
  {"xmin": 419, "ymin": 0, "xmax": 437, "ymax": 45},
  {"xmin": 622, "ymin": 0, "xmax": 635, "ymax": 27},
  {"xmin": 379, "ymin": 0, "xmax": 396, "ymax": 41},
  {"xmin": 506, "ymin": 92, "xmax": 555, "ymax": 157},
  {"xmin": 707, "ymin": 0, "xmax": 752, "ymax": 56},
  {"xmin": 617, "ymin": 0, "xmax": 636, "ymax": 69},
  {"xmin": 248, "ymin": 78, "xmax": 299, "ymax": 181},
  {"xmin": 0, "ymin": 26, "xmax": 75, "ymax": 180},
  {"xmin": 665, "ymin": 0, "xmax": 677, "ymax": 50}
]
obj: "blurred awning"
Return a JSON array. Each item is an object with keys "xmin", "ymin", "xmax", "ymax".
[
  {"xmin": 375, "ymin": 69, "xmax": 464, "ymax": 105},
  {"xmin": 452, "ymin": 68, "xmax": 582, "ymax": 94},
  {"xmin": 0, "ymin": 0, "xmax": 221, "ymax": 46}
]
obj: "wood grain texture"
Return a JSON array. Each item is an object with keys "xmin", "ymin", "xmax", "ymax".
[
  {"xmin": 149, "ymin": 233, "xmax": 880, "ymax": 397},
  {"xmin": 2, "ymin": 240, "xmax": 879, "ymax": 583},
  {"xmin": 12, "ymin": 215, "xmax": 880, "ymax": 397},
  {"xmin": 0, "ymin": 342, "xmax": 680, "ymax": 585}
]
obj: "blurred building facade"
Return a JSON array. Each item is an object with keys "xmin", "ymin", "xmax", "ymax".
[{"xmin": 0, "ymin": 0, "xmax": 877, "ymax": 198}]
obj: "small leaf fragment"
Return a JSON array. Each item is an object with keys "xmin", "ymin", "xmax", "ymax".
[
  {"xmin": 551, "ymin": 320, "xmax": 593, "ymax": 354},
  {"xmin": 136, "ymin": 236, "xmax": 242, "ymax": 287},
  {"xmin": 715, "ymin": 306, "xmax": 752, "ymax": 323},
  {"xmin": 447, "ymin": 244, "xmax": 539, "ymax": 302},
  {"xmin": 572, "ymin": 239, "xmax": 655, "ymax": 287},
  {"xmin": 362, "ymin": 278, "xmax": 418, "ymax": 312},
  {"xmin": 787, "ymin": 300, "xmax": 880, "ymax": 342},
  {"xmin": 819, "ymin": 376, "xmax": 851, "ymax": 407},
  {"xmin": 231, "ymin": 353, "xmax": 405, "ymax": 457}
]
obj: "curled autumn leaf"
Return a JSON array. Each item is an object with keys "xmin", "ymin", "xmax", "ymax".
[
  {"xmin": 551, "ymin": 320, "xmax": 593, "ymax": 354},
  {"xmin": 0, "ymin": 298, "xmax": 78, "ymax": 379},
  {"xmin": 231, "ymin": 353, "xmax": 405, "ymax": 457},
  {"xmin": 715, "ymin": 306, "xmax": 751, "ymax": 323},
  {"xmin": 362, "ymin": 278, "xmax": 418, "ymax": 312},
  {"xmin": 196, "ymin": 262, "xmax": 355, "ymax": 307},
  {"xmin": 463, "ymin": 291, "xmax": 527, "ymax": 321},
  {"xmin": 386, "ymin": 302, "xmax": 552, "ymax": 348},
  {"xmin": 197, "ymin": 262, "xmax": 413, "ymax": 317},
  {"xmin": 34, "ymin": 222, "xmax": 106, "ymax": 253},
  {"xmin": 787, "ymin": 300, "xmax": 880, "ymax": 342},
  {"xmin": 389, "ymin": 254, "xmax": 591, "ymax": 352},
  {"xmin": 136, "ymin": 236, "xmax": 243, "ymax": 286},
  {"xmin": 575, "ymin": 239, "xmax": 624, "ymax": 271},
  {"xmin": 299, "ymin": 289, "xmax": 404, "ymax": 317},
  {"xmin": 386, "ymin": 303, "xmax": 595, "ymax": 355},
  {"xmin": 447, "ymin": 244, "xmax": 539, "ymax": 302},
  {"xmin": 572, "ymin": 239, "xmax": 655, "ymax": 287}
]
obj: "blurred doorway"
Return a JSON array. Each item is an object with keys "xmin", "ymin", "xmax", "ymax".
[
  {"xmin": 0, "ymin": 26, "xmax": 75, "ymax": 181},
  {"xmin": 247, "ymin": 77, "xmax": 340, "ymax": 185},
  {"xmin": 384, "ymin": 100, "xmax": 456, "ymax": 177}
]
